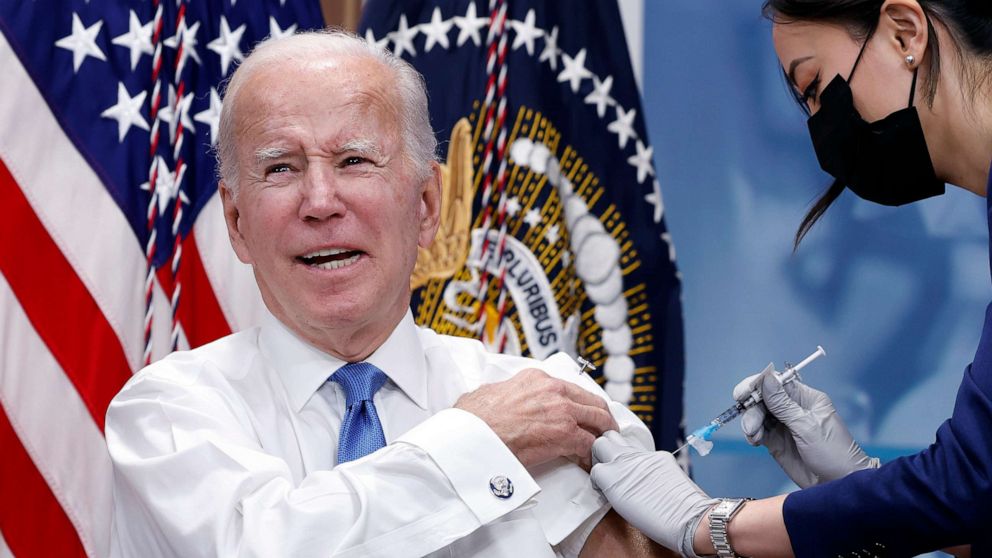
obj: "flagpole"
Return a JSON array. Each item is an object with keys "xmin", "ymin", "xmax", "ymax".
[{"xmin": 321, "ymin": 0, "xmax": 362, "ymax": 31}]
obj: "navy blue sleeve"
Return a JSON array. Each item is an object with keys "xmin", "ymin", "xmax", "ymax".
[{"xmin": 783, "ymin": 301, "xmax": 992, "ymax": 557}]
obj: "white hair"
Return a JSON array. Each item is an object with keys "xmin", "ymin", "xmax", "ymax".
[{"xmin": 215, "ymin": 29, "xmax": 438, "ymax": 191}]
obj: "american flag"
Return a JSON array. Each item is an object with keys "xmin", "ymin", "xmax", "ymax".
[{"xmin": 0, "ymin": 2, "xmax": 324, "ymax": 556}]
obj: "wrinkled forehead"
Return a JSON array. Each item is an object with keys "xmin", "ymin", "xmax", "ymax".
[{"xmin": 230, "ymin": 56, "xmax": 403, "ymax": 145}]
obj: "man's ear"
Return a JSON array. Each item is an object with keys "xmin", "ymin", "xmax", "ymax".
[
  {"xmin": 880, "ymin": 0, "xmax": 929, "ymax": 66},
  {"xmin": 417, "ymin": 161, "xmax": 443, "ymax": 249},
  {"xmin": 219, "ymin": 182, "xmax": 253, "ymax": 264}
]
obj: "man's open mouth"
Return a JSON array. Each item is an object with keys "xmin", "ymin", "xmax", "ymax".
[{"xmin": 298, "ymin": 248, "xmax": 363, "ymax": 270}]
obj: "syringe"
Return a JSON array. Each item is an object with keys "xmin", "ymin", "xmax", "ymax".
[{"xmin": 673, "ymin": 346, "xmax": 826, "ymax": 457}]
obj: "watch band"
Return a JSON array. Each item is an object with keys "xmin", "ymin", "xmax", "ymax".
[{"xmin": 709, "ymin": 498, "xmax": 749, "ymax": 558}]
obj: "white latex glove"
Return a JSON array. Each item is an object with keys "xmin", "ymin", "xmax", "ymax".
[
  {"xmin": 734, "ymin": 364, "xmax": 880, "ymax": 488},
  {"xmin": 590, "ymin": 431, "xmax": 718, "ymax": 557}
]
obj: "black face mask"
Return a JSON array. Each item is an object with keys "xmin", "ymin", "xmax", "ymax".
[{"xmin": 806, "ymin": 40, "xmax": 944, "ymax": 206}]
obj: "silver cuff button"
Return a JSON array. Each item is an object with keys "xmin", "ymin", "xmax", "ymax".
[{"xmin": 489, "ymin": 475, "xmax": 513, "ymax": 499}]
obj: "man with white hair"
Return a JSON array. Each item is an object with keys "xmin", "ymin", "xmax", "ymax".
[{"xmin": 106, "ymin": 30, "xmax": 667, "ymax": 557}]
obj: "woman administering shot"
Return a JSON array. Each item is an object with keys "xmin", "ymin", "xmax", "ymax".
[{"xmin": 591, "ymin": 1, "xmax": 992, "ymax": 556}]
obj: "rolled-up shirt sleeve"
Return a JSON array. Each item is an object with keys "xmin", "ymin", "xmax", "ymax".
[
  {"xmin": 107, "ymin": 373, "xmax": 539, "ymax": 558},
  {"xmin": 530, "ymin": 352, "xmax": 655, "ymax": 555}
]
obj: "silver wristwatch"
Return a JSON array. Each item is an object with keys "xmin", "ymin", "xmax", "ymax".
[{"xmin": 709, "ymin": 498, "xmax": 749, "ymax": 558}]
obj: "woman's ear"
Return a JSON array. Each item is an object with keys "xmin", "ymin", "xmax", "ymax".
[{"xmin": 880, "ymin": 0, "xmax": 929, "ymax": 66}]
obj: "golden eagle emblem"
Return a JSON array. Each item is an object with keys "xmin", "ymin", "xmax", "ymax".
[{"xmin": 411, "ymin": 117, "xmax": 474, "ymax": 289}]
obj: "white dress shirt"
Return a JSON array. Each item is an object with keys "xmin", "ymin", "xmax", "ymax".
[{"xmin": 106, "ymin": 310, "xmax": 653, "ymax": 558}]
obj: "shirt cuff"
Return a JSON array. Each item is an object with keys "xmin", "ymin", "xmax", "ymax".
[{"xmin": 397, "ymin": 407, "xmax": 541, "ymax": 525}]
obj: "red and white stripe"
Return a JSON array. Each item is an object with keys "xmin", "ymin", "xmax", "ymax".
[
  {"xmin": 145, "ymin": 0, "xmax": 166, "ymax": 366},
  {"xmin": 167, "ymin": 3, "xmax": 189, "ymax": 352},
  {"xmin": 473, "ymin": 0, "xmax": 510, "ymax": 329},
  {"xmin": 0, "ymin": 530, "xmax": 13, "ymax": 558},
  {"xmin": 472, "ymin": 1, "xmax": 517, "ymax": 351},
  {"xmin": 0, "ymin": 25, "xmax": 261, "ymax": 558}
]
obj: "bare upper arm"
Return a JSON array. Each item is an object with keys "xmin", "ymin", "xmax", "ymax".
[{"xmin": 579, "ymin": 509, "xmax": 679, "ymax": 558}]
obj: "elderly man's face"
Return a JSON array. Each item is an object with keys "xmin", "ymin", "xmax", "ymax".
[{"xmin": 220, "ymin": 56, "xmax": 440, "ymax": 354}]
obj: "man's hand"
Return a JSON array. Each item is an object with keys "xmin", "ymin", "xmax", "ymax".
[
  {"xmin": 590, "ymin": 431, "xmax": 717, "ymax": 555},
  {"xmin": 455, "ymin": 368, "xmax": 618, "ymax": 469},
  {"xmin": 735, "ymin": 365, "xmax": 879, "ymax": 488}
]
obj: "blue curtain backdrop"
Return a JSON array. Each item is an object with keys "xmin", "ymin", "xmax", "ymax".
[{"xmin": 641, "ymin": 0, "xmax": 989, "ymax": 499}]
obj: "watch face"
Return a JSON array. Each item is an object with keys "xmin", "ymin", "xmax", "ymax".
[{"xmin": 714, "ymin": 501, "xmax": 735, "ymax": 515}]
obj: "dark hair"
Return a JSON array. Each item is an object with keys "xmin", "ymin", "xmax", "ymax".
[{"xmin": 763, "ymin": 0, "xmax": 992, "ymax": 248}]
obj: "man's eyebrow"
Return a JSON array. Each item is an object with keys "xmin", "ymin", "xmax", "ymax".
[
  {"xmin": 787, "ymin": 56, "xmax": 815, "ymax": 88},
  {"xmin": 254, "ymin": 146, "xmax": 290, "ymax": 165},
  {"xmin": 336, "ymin": 138, "xmax": 384, "ymax": 159}
]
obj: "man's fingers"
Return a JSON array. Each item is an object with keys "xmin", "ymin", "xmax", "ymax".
[
  {"xmin": 515, "ymin": 367, "xmax": 551, "ymax": 381},
  {"xmin": 521, "ymin": 370, "xmax": 611, "ymax": 418},
  {"xmin": 572, "ymin": 400, "xmax": 619, "ymax": 435},
  {"xmin": 558, "ymin": 379, "xmax": 609, "ymax": 410},
  {"xmin": 571, "ymin": 428, "xmax": 596, "ymax": 465},
  {"xmin": 479, "ymin": 367, "xmax": 627, "ymax": 469},
  {"xmin": 553, "ymin": 379, "xmax": 619, "ymax": 432}
]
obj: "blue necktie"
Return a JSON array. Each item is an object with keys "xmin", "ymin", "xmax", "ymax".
[{"xmin": 331, "ymin": 362, "xmax": 388, "ymax": 463}]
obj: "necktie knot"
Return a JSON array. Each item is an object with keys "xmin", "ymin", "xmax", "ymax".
[
  {"xmin": 331, "ymin": 362, "xmax": 387, "ymax": 408},
  {"xmin": 330, "ymin": 362, "xmax": 388, "ymax": 463}
]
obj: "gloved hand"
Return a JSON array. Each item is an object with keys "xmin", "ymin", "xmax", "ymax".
[
  {"xmin": 590, "ymin": 431, "xmax": 718, "ymax": 557},
  {"xmin": 735, "ymin": 364, "xmax": 880, "ymax": 488}
]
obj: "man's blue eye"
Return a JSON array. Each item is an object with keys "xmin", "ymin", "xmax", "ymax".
[
  {"xmin": 343, "ymin": 156, "xmax": 366, "ymax": 166},
  {"xmin": 267, "ymin": 164, "xmax": 291, "ymax": 174}
]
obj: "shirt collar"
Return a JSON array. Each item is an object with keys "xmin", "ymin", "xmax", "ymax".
[{"xmin": 258, "ymin": 309, "xmax": 429, "ymax": 412}]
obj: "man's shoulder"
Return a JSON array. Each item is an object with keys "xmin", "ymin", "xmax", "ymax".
[
  {"xmin": 112, "ymin": 328, "xmax": 263, "ymax": 402},
  {"xmin": 418, "ymin": 326, "xmax": 588, "ymax": 385}
]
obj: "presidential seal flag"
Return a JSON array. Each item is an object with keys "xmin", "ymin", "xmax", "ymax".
[
  {"xmin": 359, "ymin": 0, "xmax": 686, "ymax": 450},
  {"xmin": 0, "ymin": 2, "xmax": 324, "ymax": 556}
]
